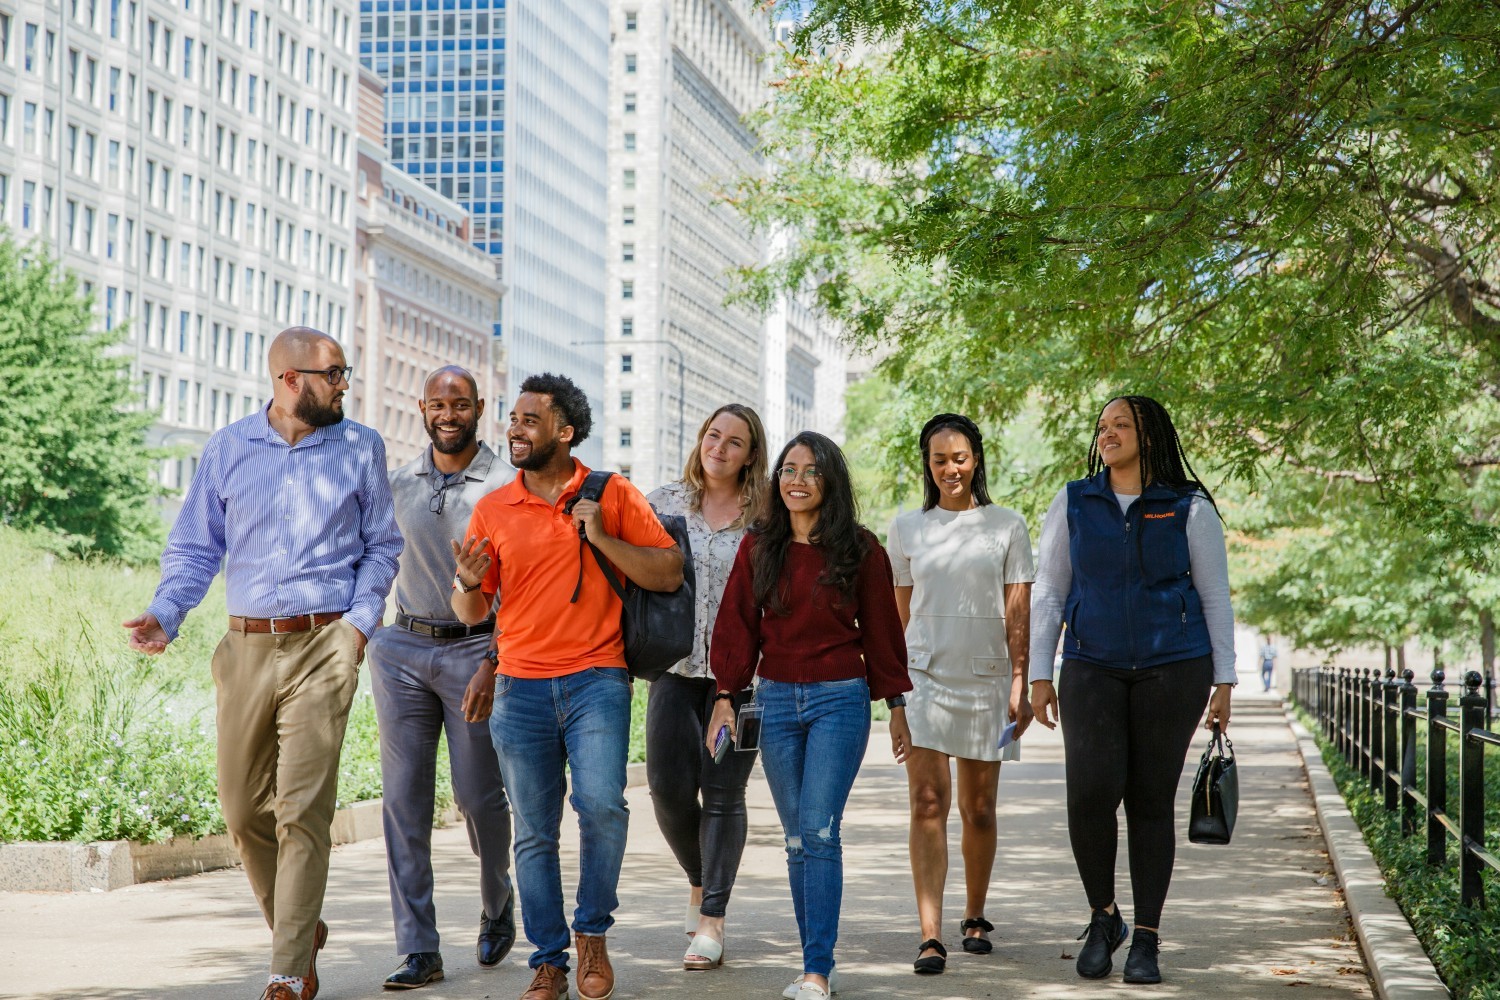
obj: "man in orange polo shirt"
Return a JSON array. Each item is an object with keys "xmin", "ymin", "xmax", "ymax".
[{"xmin": 452, "ymin": 373, "xmax": 683, "ymax": 1000}]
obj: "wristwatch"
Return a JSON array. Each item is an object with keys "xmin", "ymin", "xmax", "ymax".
[
  {"xmin": 886, "ymin": 695, "xmax": 907, "ymax": 709},
  {"xmin": 453, "ymin": 573, "xmax": 480, "ymax": 594},
  {"xmin": 713, "ymin": 691, "xmax": 735, "ymax": 703}
]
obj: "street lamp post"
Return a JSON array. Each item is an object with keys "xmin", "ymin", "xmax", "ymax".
[{"xmin": 571, "ymin": 338, "xmax": 686, "ymax": 473}]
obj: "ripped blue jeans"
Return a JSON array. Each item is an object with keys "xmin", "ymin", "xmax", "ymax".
[{"xmin": 755, "ymin": 676, "xmax": 871, "ymax": 977}]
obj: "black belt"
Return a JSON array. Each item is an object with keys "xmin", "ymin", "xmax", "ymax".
[{"xmin": 395, "ymin": 613, "xmax": 495, "ymax": 640}]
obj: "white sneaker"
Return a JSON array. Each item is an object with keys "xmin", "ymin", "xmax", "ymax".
[{"xmin": 781, "ymin": 967, "xmax": 838, "ymax": 999}]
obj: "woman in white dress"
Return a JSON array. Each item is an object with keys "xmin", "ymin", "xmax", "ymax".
[{"xmin": 887, "ymin": 413, "xmax": 1035, "ymax": 975}]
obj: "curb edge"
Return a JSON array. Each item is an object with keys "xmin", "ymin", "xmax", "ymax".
[{"xmin": 1286, "ymin": 708, "xmax": 1450, "ymax": 999}]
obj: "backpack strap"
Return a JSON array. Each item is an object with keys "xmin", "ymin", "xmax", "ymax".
[{"xmin": 569, "ymin": 471, "xmax": 624, "ymax": 604}]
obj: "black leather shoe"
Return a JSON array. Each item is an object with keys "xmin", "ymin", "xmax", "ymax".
[
  {"xmin": 384, "ymin": 952, "xmax": 444, "ymax": 990},
  {"xmin": 1122, "ymin": 929, "xmax": 1162, "ymax": 984},
  {"xmin": 477, "ymin": 894, "xmax": 516, "ymax": 968},
  {"xmin": 1075, "ymin": 907, "xmax": 1129, "ymax": 979},
  {"xmin": 913, "ymin": 938, "xmax": 947, "ymax": 974}
]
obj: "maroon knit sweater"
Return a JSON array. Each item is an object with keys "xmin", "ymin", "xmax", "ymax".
[{"xmin": 710, "ymin": 530, "xmax": 912, "ymax": 702}]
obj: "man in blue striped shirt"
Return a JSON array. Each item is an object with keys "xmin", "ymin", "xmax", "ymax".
[{"xmin": 123, "ymin": 327, "xmax": 403, "ymax": 1000}]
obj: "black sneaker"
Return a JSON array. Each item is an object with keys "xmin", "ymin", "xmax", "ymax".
[
  {"xmin": 1075, "ymin": 907, "xmax": 1129, "ymax": 979},
  {"xmin": 1122, "ymin": 929, "xmax": 1161, "ymax": 984}
]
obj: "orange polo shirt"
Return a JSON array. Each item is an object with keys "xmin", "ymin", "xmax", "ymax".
[{"xmin": 464, "ymin": 459, "xmax": 675, "ymax": 678}]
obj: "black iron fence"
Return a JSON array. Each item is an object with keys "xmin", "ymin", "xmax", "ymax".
[{"xmin": 1291, "ymin": 666, "xmax": 1500, "ymax": 907}]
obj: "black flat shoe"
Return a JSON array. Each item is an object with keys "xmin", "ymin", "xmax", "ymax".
[
  {"xmin": 960, "ymin": 916, "xmax": 994, "ymax": 954},
  {"xmin": 913, "ymin": 938, "xmax": 947, "ymax": 974},
  {"xmin": 478, "ymin": 895, "xmax": 516, "ymax": 968},
  {"xmin": 384, "ymin": 952, "xmax": 445, "ymax": 990},
  {"xmin": 1075, "ymin": 907, "xmax": 1129, "ymax": 979},
  {"xmin": 1122, "ymin": 929, "xmax": 1162, "ymax": 984}
]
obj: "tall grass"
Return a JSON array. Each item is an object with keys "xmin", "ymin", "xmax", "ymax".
[{"xmin": 0, "ymin": 525, "xmax": 656, "ymax": 843}]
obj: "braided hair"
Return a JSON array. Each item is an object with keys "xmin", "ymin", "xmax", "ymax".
[
  {"xmin": 919, "ymin": 413, "xmax": 992, "ymax": 512},
  {"xmin": 1087, "ymin": 396, "xmax": 1222, "ymax": 518}
]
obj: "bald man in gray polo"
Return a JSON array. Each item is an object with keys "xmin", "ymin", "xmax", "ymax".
[{"xmin": 366, "ymin": 368, "xmax": 515, "ymax": 990}]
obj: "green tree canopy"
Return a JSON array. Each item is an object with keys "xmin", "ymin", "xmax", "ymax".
[
  {"xmin": 742, "ymin": 0, "xmax": 1500, "ymax": 651},
  {"xmin": 0, "ymin": 234, "xmax": 161, "ymax": 558}
]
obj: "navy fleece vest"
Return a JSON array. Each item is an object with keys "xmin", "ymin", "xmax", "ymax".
[{"xmin": 1061, "ymin": 470, "xmax": 1212, "ymax": 669}]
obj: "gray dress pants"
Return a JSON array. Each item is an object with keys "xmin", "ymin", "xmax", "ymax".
[{"xmin": 367, "ymin": 625, "xmax": 513, "ymax": 954}]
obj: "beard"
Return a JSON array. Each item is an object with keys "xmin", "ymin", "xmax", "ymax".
[
  {"xmin": 426, "ymin": 416, "xmax": 478, "ymax": 455},
  {"xmin": 510, "ymin": 435, "xmax": 560, "ymax": 471},
  {"xmin": 295, "ymin": 388, "xmax": 345, "ymax": 428}
]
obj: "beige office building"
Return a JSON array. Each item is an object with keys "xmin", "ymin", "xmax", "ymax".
[
  {"xmin": 601, "ymin": 0, "xmax": 773, "ymax": 490},
  {"xmin": 351, "ymin": 69, "xmax": 505, "ymax": 468},
  {"xmin": 0, "ymin": 0, "xmax": 363, "ymax": 492}
]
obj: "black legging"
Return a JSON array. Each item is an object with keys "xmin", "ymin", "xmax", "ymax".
[
  {"xmin": 645, "ymin": 673, "xmax": 758, "ymax": 918},
  {"xmin": 1057, "ymin": 655, "xmax": 1212, "ymax": 930}
]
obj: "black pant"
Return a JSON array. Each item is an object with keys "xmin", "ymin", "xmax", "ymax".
[
  {"xmin": 1058, "ymin": 656, "xmax": 1212, "ymax": 930},
  {"xmin": 645, "ymin": 673, "xmax": 758, "ymax": 918}
]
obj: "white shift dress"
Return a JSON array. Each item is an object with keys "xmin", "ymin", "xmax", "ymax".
[{"xmin": 887, "ymin": 504, "xmax": 1036, "ymax": 761}]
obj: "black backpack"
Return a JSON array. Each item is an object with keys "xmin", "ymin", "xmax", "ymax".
[{"xmin": 565, "ymin": 470, "xmax": 695, "ymax": 682}]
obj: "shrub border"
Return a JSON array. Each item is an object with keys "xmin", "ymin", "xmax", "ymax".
[{"xmin": 1, "ymin": 762, "xmax": 648, "ymax": 892}]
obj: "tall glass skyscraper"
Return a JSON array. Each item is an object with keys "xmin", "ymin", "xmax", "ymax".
[{"xmin": 360, "ymin": 0, "xmax": 607, "ymax": 460}]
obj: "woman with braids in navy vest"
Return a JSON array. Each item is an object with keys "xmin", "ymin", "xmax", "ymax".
[{"xmin": 1029, "ymin": 396, "xmax": 1236, "ymax": 986}]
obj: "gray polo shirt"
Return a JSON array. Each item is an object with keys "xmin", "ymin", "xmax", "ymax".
[{"xmin": 389, "ymin": 442, "xmax": 514, "ymax": 621}]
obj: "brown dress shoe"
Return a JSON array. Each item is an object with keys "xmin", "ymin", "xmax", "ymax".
[
  {"xmin": 574, "ymin": 934, "xmax": 613, "ymax": 1000},
  {"xmin": 519, "ymin": 963, "xmax": 569, "ymax": 1000},
  {"xmin": 304, "ymin": 919, "xmax": 328, "ymax": 1000},
  {"xmin": 260, "ymin": 985, "xmax": 300, "ymax": 1000}
]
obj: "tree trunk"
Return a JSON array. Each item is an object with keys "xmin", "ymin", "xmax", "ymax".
[{"xmin": 1481, "ymin": 608, "xmax": 1496, "ymax": 718}]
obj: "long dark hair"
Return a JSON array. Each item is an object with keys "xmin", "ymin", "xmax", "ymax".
[
  {"xmin": 919, "ymin": 413, "xmax": 992, "ymax": 512},
  {"xmin": 750, "ymin": 431, "xmax": 868, "ymax": 615},
  {"xmin": 1088, "ymin": 395, "xmax": 1220, "ymax": 516}
]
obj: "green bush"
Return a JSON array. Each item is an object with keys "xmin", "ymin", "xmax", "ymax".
[
  {"xmin": 0, "ymin": 526, "xmax": 654, "ymax": 843},
  {"xmin": 1300, "ymin": 707, "xmax": 1500, "ymax": 999}
]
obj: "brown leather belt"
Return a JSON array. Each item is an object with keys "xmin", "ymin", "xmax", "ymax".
[{"xmin": 228, "ymin": 612, "xmax": 344, "ymax": 634}]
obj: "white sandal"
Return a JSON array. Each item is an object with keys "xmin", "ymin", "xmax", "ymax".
[
  {"xmin": 683, "ymin": 932, "xmax": 724, "ymax": 970},
  {"xmin": 782, "ymin": 967, "xmax": 839, "ymax": 999},
  {"xmin": 685, "ymin": 902, "xmax": 699, "ymax": 937}
]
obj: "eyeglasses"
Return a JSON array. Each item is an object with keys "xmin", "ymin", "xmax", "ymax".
[
  {"xmin": 278, "ymin": 366, "xmax": 353, "ymax": 386},
  {"xmin": 429, "ymin": 475, "xmax": 462, "ymax": 515},
  {"xmin": 777, "ymin": 466, "xmax": 822, "ymax": 483}
]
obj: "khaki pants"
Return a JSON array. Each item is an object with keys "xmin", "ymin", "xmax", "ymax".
[{"xmin": 212, "ymin": 618, "xmax": 361, "ymax": 975}]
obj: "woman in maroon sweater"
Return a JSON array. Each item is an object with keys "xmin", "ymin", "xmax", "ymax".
[{"xmin": 707, "ymin": 431, "xmax": 912, "ymax": 1000}]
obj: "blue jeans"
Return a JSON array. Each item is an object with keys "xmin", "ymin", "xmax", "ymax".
[
  {"xmin": 756, "ymin": 677, "xmax": 871, "ymax": 977},
  {"xmin": 489, "ymin": 667, "xmax": 632, "ymax": 971}
]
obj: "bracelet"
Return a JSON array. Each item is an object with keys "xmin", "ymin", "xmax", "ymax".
[
  {"xmin": 885, "ymin": 695, "xmax": 907, "ymax": 709},
  {"xmin": 713, "ymin": 691, "xmax": 735, "ymax": 703}
]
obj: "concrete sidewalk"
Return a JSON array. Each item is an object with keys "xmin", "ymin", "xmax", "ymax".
[{"xmin": 0, "ymin": 692, "xmax": 1371, "ymax": 999}]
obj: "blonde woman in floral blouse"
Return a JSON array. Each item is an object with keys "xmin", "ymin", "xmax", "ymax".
[{"xmin": 646, "ymin": 403, "xmax": 770, "ymax": 973}]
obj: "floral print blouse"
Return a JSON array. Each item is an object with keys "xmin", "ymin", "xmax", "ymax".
[{"xmin": 647, "ymin": 480, "xmax": 747, "ymax": 679}]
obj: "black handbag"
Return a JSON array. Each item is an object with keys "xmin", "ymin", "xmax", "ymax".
[
  {"xmin": 1188, "ymin": 723, "xmax": 1238, "ymax": 845},
  {"xmin": 566, "ymin": 471, "xmax": 696, "ymax": 682}
]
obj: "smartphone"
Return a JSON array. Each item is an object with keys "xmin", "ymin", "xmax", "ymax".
[
  {"xmin": 997, "ymin": 720, "xmax": 1019, "ymax": 750},
  {"xmin": 735, "ymin": 703, "xmax": 764, "ymax": 752},
  {"xmin": 711, "ymin": 725, "xmax": 731, "ymax": 764}
]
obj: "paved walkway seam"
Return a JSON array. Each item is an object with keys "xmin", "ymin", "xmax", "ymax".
[{"xmin": 1286, "ymin": 709, "xmax": 1450, "ymax": 999}]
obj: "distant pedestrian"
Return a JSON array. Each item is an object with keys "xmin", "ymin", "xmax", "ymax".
[
  {"xmin": 451, "ymin": 373, "xmax": 683, "ymax": 1000},
  {"xmin": 366, "ymin": 367, "xmax": 516, "ymax": 990},
  {"xmin": 1030, "ymin": 395, "xmax": 1236, "ymax": 986},
  {"xmin": 886, "ymin": 414, "xmax": 1034, "ymax": 974},
  {"xmin": 708, "ymin": 431, "xmax": 912, "ymax": 1000},
  {"xmin": 123, "ymin": 327, "xmax": 403, "ymax": 1000},
  {"xmin": 645, "ymin": 404, "xmax": 770, "ymax": 973},
  {"xmin": 1259, "ymin": 636, "xmax": 1278, "ymax": 692}
]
